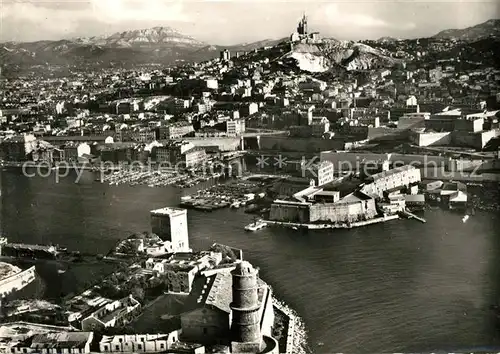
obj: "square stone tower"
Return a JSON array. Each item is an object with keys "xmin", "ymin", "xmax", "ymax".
[{"xmin": 150, "ymin": 207, "xmax": 190, "ymax": 252}]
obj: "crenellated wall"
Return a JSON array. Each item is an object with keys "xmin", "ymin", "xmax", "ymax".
[
  {"xmin": 309, "ymin": 199, "xmax": 377, "ymax": 223},
  {"xmin": 269, "ymin": 202, "xmax": 310, "ymax": 223}
]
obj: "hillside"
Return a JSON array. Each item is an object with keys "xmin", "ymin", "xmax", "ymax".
[
  {"xmin": 284, "ymin": 39, "xmax": 400, "ymax": 72},
  {"xmin": 427, "ymin": 37, "xmax": 500, "ymax": 67},
  {"xmin": 432, "ymin": 19, "xmax": 500, "ymax": 41}
]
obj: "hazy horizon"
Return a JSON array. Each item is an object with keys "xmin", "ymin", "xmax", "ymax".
[{"xmin": 1, "ymin": 0, "xmax": 499, "ymax": 45}]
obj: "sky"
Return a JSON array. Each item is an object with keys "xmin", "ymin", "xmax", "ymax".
[{"xmin": 1, "ymin": 0, "xmax": 499, "ymax": 44}]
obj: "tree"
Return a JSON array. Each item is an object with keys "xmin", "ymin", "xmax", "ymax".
[
  {"xmin": 131, "ymin": 287, "xmax": 145, "ymax": 303},
  {"xmin": 210, "ymin": 244, "xmax": 238, "ymax": 263}
]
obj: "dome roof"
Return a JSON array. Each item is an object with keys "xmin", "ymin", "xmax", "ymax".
[{"xmin": 234, "ymin": 261, "xmax": 255, "ymax": 275}]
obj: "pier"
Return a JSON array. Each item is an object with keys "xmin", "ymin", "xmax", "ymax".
[{"xmin": 0, "ymin": 238, "xmax": 67, "ymax": 260}]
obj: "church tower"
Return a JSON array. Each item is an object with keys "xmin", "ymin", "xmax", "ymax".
[
  {"xmin": 297, "ymin": 13, "xmax": 308, "ymax": 36},
  {"xmin": 230, "ymin": 261, "xmax": 263, "ymax": 353},
  {"xmin": 302, "ymin": 13, "xmax": 308, "ymax": 35}
]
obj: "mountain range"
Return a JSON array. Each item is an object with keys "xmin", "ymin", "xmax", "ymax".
[
  {"xmin": 432, "ymin": 19, "xmax": 500, "ymax": 41},
  {"xmin": 72, "ymin": 27, "xmax": 205, "ymax": 48},
  {"xmin": 0, "ymin": 26, "xmax": 287, "ymax": 70},
  {"xmin": 1, "ymin": 19, "xmax": 499, "ymax": 72}
]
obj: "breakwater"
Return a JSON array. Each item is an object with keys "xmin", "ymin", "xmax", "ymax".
[
  {"xmin": 273, "ymin": 296, "xmax": 310, "ymax": 354},
  {"xmin": 0, "ymin": 266, "xmax": 36, "ymax": 298}
]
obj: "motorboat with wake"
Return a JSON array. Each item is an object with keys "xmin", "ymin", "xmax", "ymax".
[{"xmin": 244, "ymin": 218, "xmax": 267, "ymax": 232}]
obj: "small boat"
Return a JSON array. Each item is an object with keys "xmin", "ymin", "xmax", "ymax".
[
  {"xmin": 462, "ymin": 215, "xmax": 469, "ymax": 223},
  {"xmin": 245, "ymin": 219, "xmax": 267, "ymax": 232},
  {"xmin": 57, "ymin": 269, "xmax": 66, "ymax": 274},
  {"xmin": 292, "ymin": 226, "xmax": 298, "ymax": 230}
]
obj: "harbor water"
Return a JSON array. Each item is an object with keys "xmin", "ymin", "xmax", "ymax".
[{"xmin": 2, "ymin": 168, "xmax": 500, "ymax": 353}]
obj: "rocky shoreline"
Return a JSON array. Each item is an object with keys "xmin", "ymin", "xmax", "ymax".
[
  {"xmin": 468, "ymin": 184, "xmax": 500, "ymax": 212},
  {"xmin": 272, "ymin": 296, "xmax": 311, "ymax": 354}
]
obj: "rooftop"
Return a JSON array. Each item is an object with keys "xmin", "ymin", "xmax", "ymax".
[
  {"xmin": 283, "ymin": 176, "xmax": 312, "ymax": 185},
  {"xmin": 150, "ymin": 207, "xmax": 187, "ymax": 216},
  {"xmin": 39, "ymin": 135, "xmax": 112, "ymax": 142},
  {"xmin": 204, "ymin": 273, "xmax": 233, "ymax": 313},
  {"xmin": 96, "ymin": 297, "xmax": 139, "ymax": 324},
  {"xmin": 405, "ymin": 194, "xmax": 426, "ymax": 202},
  {"xmin": 314, "ymin": 190, "xmax": 339, "ymax": 197},
  {"xmin": 30, "ymin": 332, "xmax": 92, "ymax": 350}
]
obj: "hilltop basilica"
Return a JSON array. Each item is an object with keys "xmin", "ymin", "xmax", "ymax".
[{"xmin": 290, "ymin": 13, "xmax": 321, "ymax": 44}]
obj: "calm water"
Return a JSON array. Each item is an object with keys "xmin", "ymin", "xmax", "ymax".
[{"xmin": 2, "ymin": 168, "xmax": 500, "ymax": 353}]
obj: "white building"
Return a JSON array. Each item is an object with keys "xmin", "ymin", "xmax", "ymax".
[
  {"xmin": 361, "ymin": 165, "xmax": 422, "ymax": 199},
  {"xmin": 226, "ymin": 119, "xmax": 246, "ymax": 136},
  {"xmin": 240, "ymin": 102, "xmax": 259, "ymax": 117},
  {"xmin": 99, "ymin": 332, "xmax": 181, "ymax": 353},
  {"xmin": 81, "ymin": 296, "xmax": 141, "ymax": 332},
  {"xmin": 205, "ymin": 79, "xmax": 218, "ymax": 90},
  {"xmin": 314, "ymin": 161, "xmax": 334, "ymax": 186},
  {"xmin": 406, "ymin": 95, "xmax": 418, "ymax": 107},
  {"xmin": 220, "ymin": 49, "xmax": 231, "ymax": 61}
]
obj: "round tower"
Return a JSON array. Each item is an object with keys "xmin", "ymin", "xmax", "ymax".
[{"xmin": 230, "ymin": 261, "xmax": 263, "ymax": 353}]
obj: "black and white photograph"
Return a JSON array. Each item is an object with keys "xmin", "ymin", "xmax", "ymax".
[{"xmin": 0, "ymin": 0, "xmax": 500, "ymax": 353}]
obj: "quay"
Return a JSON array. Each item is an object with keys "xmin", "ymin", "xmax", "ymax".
[
  {"xmin": 1, "ymin": 162, "xmax": 117, "ymax": 172},
  {"xmin": 399, "ymin": 209, "xmax": 427, "ymax": 223},
  {"xmin": 264, "ymin": 214, "xmax": 399, "ymax": 230}
]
